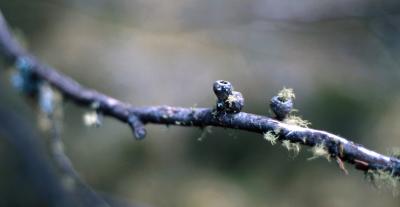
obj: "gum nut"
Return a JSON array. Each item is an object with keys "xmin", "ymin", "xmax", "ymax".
[
  {"xmin": 213, "ymin": 80, "xmax": 233, "ymax": 100},
  {"xmin": 270, "ymin": 96, "xmax": 293, "ymax": 119}
]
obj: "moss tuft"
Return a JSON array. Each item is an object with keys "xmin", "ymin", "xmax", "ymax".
[
  {"xmin": 367, "ymin": 169, "xmax": 399, "ymax": 195},
  {"xmin": 282, "ymin": 140, "xmax": 301, "ymax": 157},
  {"xmin": 284, "ymin": 115, "xmax": 311, "ymax": 128},
  {"xmin": 277, "ymin": 87, "xmax": 295, "ymax": 102},
  {"xmin": 264, "ymin": 131, "xmax": 279, "ymax": 145},
  {"xmin": 389, "ymin": 148, "xmax": 400, "ymax": 159},
  {"xmin": 308, "ymin": 143, "xmax": 330, "ymax": 161},
  {"xmin": 198, "ymin": 126, "xmax": 213, "ymax": 141},
  {"xmin": 83, "ymin": 111, "xmax": 102, "ymax": 127}
]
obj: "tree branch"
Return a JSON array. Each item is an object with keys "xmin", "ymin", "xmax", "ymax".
[{"xmin": 0, "ymin": 10, "xmax": 399, "ymax": 179}]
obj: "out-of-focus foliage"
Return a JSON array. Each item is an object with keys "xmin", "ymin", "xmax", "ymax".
[{"xmin": 1, "ymin": 0, "xmax": 400, "ymax": 206}]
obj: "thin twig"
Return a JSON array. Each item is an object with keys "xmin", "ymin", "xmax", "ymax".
[{"xmin": 0, "ymin": 10, "xmax": 399, "ymax": 177}]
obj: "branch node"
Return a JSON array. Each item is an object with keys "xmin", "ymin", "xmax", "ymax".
[{"xmin": 128, "ymin": 115, "xmax": 147, "ymax": 140}]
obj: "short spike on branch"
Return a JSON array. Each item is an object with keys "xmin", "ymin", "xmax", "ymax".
[{"xmin": 127, "ymin": 115, "xmax": 147, "ymax": 140}]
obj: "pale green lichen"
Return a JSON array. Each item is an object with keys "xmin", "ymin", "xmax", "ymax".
[
  {"xmin": 277, "ymin": 87, "xmax": 295, "ymax": 102},
  {"xmin": 282, "ymin": 140, "xmax": 301, "ymax": 157},
  {"xmin": 83, "ymin": 111, "xmax": 102, "ymax": 127},
  {"xmin": 308, "ymin": 143, "xmax": 330, "ymax": 161},
  {"xmin": 198, "ymin": 126, "xmax": 213, "ymax": 141},
  {"xmin": 389, "ymin": 148, "xmax": 400, "ymax": 159},
  {"xmin": 274, "ymin": 87, "xmax": 311, "ymax": 128},
  {"xmin": 226, "ymin": 94, "xmax": 237, "ymax": 107},
  {"xmin": 367, "ymin": 169, "xmax": 399, "ymax": 195},
  {"xmin": 284, "ymin": 115, "xmax": 311, "ymax": 128},
  {"xmin": 264, "ymin": 131, "xmax": 279, "ymax": 145}
]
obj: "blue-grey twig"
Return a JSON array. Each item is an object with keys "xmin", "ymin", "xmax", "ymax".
[{"xmin": 0, "ymin": 11, "xmax": 399, "ymax": 178}]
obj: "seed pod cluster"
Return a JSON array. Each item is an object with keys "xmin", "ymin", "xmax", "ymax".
[{"xmin": 213, "ymin": 80, "xmax": 244, "ymax": 114}]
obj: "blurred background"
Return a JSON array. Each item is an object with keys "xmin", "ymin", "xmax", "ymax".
[{"xmin": 1, "ymin": 0, "xmax": 400, "ymax": 206}]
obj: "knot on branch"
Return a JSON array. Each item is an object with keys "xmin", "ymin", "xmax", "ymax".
[
  {"xmin": 128, "ymin": 115, "xmax": 146, "ymax": 140},
  {"xmin": 11, "ymin": 56, "xmax": 39, "ymax": 95},
  {"xmin": 270, "ymin": 88, "xmax": 295, "ymax": 120},
  {"xmin": 213, "ymin": 80, "xmax": 244, "ymax": 114}
]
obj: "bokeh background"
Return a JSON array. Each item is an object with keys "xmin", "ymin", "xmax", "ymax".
[{"xmin": 1, "ymin": 0, "xmax": 400, "ymax": 206}]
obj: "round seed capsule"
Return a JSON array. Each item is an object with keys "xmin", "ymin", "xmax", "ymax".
[
  {"xmin": 270, "ymin": 95, "xmax": 293, "ymax": 119},
  {"xmin": 213, "ymin": 80, "xmax": 233, "ymax": 100}
]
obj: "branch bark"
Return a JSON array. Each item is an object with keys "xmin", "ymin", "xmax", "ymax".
[{"xmin": 0, "ymin": 10, "xmax": 399, "ymax": 177}]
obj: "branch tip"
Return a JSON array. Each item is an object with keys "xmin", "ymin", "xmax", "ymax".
[{"xmin": 128, "ymin": 115, "xmax": 147, "ymax": 140}]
